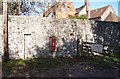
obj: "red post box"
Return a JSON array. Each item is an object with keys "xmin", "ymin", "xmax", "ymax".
[{"xmin": 49, "ymin": 36, "xmax": 56, "ymax": 52}]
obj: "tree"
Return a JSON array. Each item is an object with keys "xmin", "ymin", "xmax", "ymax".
[
  {"xmin": 0, "ymin": 0, "xmax": 61, "ymax": 16},
  {"xmin": 7, "ymin": 2, "xmax": 19, "ymax": 15},
  {"xmin": 0, "ymin": 0, "xmax": 2, "ymax": 14},
  {"xmin": 8, "ymin": 0, "xmax": 58, "ymax": 16},
  {"xmin": 79, "ymin": 14, "xmax": 88, "ymax": 19}
]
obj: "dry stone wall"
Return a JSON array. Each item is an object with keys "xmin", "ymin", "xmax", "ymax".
[{"xmin": 0, "ymin": 15, "xmax": 120, "ymax": 59}]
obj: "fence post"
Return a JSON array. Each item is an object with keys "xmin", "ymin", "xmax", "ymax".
[
  {"xmin": 79, "ymin": 39, "xmax": 83, "ymax": 57},
  {"xmin": 76, "ymin": 38, "xmax": 80, "ymax": 59}
]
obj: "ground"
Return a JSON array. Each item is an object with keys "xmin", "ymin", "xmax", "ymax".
[{"xmin": 1, "ymin": 56, "xmax": 120, "ymax": 78}]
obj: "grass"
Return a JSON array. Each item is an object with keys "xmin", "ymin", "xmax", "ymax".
[
  {"xmin": 88, "ymin": 56, "xmax": 114, "ymax": 69},
  {"xmin": 2, "ymin": 57, "xmax": 73, "ymax": 71},
  {"xmin": 2, "ymin": 56, "xmax": 119, "ymax": 78},
  {"xmin": 84, "ymin": 53, "xmax": 120, "ymax": 69},
  {"xmin": 2, "ymin": 54, "xmax": 119, "ymax": 71},
  {"xmin": 109, "ymin": 54, "xmax": 120, "ymax": 62}
]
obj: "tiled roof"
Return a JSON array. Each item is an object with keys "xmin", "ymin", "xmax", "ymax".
[
  {"xmin": 76, "ymin": 5, "xmax": 85, "ymax": 13},
  {"xmin": 90, "ymin": 5, "xmax": 110, "ymax": 19},
  {"xmin": 105, "ymin": 12, "xmax": 120, "ymax": 22},
  {"xmin": 75, "ymin": 5, "xmax": 111, "ymax": 19}
]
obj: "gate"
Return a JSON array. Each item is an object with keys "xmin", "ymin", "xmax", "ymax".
[{"xmin": 81, "ymin": 41, "xmax": 120, "ymax": 64}]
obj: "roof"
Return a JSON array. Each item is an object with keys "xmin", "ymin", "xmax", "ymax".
[
  {"xmin": 76, "ymin": 5, "xmax": 85, "ymax": 13},
  {"xmin": 105, "ymin": 12, "xmax": 120, "ymax": 22},
  {"xmin": 90, "ymin": 5, "xmax": 110, "ymax": 19},
  {"xmin": 75, "ymin": 5, "xmax": 114, "ymax": 19}
]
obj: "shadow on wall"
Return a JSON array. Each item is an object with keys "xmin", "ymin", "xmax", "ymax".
[
  {"xmin": 36, "ymin": 38, "xmax": 78, "ymax": 58},
  {"xmin": 56, "ymin": 38, "xmax": 77, "ymax": 57},
  {"xmin": 91, "ymin": 21, "xmax": 120, "ymax": 53},
  {"xmin": 27, "ymin": 38, "xmax": 77, "ymax": 59},
  {"xmin": 8, "ymin": 37, "xmax": 78, "ymax": 59}
]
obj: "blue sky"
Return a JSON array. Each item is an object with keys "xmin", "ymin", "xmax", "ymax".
[{"xmin": 72, "ymin": 0, "xmax": 119, "ymax": 16}]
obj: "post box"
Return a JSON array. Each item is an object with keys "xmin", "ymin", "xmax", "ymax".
[{"xmin": 49, "ymin": 36, "xmax": 56, "ymax": 52}]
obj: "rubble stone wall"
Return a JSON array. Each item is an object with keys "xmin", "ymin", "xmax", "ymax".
[{"xmin": 0, "ymin": 15, "xmax": 120, "ymax": 59}]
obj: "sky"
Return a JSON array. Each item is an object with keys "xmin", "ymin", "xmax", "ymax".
[{"xmin": 72, "ymin": 0, "xmax": 119, "ymax": 16}]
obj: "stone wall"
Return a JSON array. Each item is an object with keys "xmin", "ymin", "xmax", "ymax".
[
  {"xmin": 92, "ymin": 21, "xmax": 120, "ymax": 53},
  {"xmin": 0, "ymin": 15, "xmax": 120, "ymax": 59}
]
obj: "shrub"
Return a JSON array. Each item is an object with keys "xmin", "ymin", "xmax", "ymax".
[{"xmin": 68, "ymin": 14, "xmax": 88, "ymax": 20}]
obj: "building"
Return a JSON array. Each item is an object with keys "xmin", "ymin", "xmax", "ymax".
[
  {"xmin": 43, "ymin": 0, "xmax": 120, "ymax": 22},
  {"xmin": 43, "ymin": 2, "xmax": 76, "ymax": 18},
  {"xmin": 75, "ymin": 0, "xmax": 120, "ymax": 22},
  {"xmin": 105, "ymin": 12, "xmax": 120, "ymax": 22}
]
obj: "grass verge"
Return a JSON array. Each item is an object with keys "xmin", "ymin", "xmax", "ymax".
[{"xmin": 2, "ymin": 57, "xmax": 73, "ymax": 71}]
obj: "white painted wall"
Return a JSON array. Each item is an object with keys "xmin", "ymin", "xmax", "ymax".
[{"xmin": 101, "ymin": 6, "xmax": 115, "ymax": 21}]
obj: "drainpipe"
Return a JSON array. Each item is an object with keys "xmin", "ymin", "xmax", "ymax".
[{"xmin": 3, "ymin": 0, "xmax": 9, "ymax": 62}]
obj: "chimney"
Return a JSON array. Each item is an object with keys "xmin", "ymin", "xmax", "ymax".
[{"xmin": 85, "ymin": 0, "xmax": 90, "ymax": 19}]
